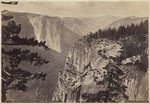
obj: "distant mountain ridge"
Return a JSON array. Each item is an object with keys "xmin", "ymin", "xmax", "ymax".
[
  {"xmin": 62, "ymin": 16, "xmax": 121, "ymax": 36},
  {"xmin": 2, "ymin": 11, "xmax": 148, "ymax": 53},
  {"xmin": 107, "ymin": 16, "xmax": 148, "ymax": 29}
]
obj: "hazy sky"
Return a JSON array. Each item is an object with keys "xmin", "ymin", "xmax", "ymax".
[{"xmin": 1, "ymin": 1, "xmax": 149, "ymax": 17}]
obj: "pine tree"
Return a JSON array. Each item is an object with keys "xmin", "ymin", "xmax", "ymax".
[
  {"xmin": 2, "ymin": 15, "xmax": 49, "ymax": 102},
  {"xmin": 102, "ymin": 62, "xmax": 128, "ymax": 103},
  {"xmin": 81, "ymin": 61, "xmax": 128, "ymax": 103},
  {"xmin": 97, "ymin": 29, "xmax": 102, "ymax": 38}
]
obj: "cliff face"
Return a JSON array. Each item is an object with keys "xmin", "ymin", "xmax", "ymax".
[
  {"xmin": 52, "ymin": 38, "xmax": 148, "ymax": 103},
  {"xmin": 121, "ymin": 65, "xmax": 148, "ymax": 101},
  {"xmin": 29, "ymin": 16, "xmax": 61, "ymax": 52},
  {"xmin": 27, "ymin": 14, "xmax": 80, "ymax": 53},
  {"xmin": 3, "ymin": 11, "xmax": 80, "ymax": 53}
]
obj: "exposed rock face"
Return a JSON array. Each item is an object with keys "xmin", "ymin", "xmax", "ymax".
[
  {"xmin": 3, "ymin": 11, "xmax": 80, "ymax": 53},
  {"xmin": 27, "ymin": 15, "xmax": 80, "ymax": 53},
  {"xmin": 52, "ymin": 38, "xmax": 148, "ymax": 103},
  {"xmin": 122, "ymin": 66, "xmax": 149, "ymax": 101}
]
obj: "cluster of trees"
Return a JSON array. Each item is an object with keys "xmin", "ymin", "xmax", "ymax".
[
  {"xmin": 84, "ymin": 20, "xmax": 148, "ymax": 42},
  {"xmin": 2, "ymin": 14, "xmax": 13, "ymax": 21},
  {"xmin": 2, "ymin": 19, "xmax": 48, "ymax": 50},
  {"xmin": 2, "ymin": 15, "xmax": 49, "ymax": 102},
  {"xmin": 119, "ymin": 21, "xmax": 148, "ymax": 72},
  {"xmin": 83, "ymin": 20, "xmax": 148, "ymax": 72}
]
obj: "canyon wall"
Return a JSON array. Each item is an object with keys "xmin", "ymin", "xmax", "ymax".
[{"xmin": 52, "ymin": 38, "xmax": 148, "ymax": 103}]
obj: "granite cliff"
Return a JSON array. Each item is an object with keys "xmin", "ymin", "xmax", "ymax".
[{"xmin": 52, "ymin": 20, "xmax": 148, "ymax": 103}]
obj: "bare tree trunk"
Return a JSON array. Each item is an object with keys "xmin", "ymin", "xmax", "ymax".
[{"xmin": 2, "ymin": 80, "xmax": 7, "ymax": 102}]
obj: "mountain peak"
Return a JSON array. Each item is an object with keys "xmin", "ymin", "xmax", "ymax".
[{"xmin": 127, "ymin": 16, "xmax": 138, "ymax": 19}]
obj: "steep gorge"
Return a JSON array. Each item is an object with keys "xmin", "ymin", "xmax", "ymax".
[{"xmin": 2, "ymin": 11, "xmax": 148, "ymax": 102}]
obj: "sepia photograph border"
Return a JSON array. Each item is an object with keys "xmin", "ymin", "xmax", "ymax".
[{"xmin": 0, "ymin": 0, "xmax": 149, "ymax": 104}]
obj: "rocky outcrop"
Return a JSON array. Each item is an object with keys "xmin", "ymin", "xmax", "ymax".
[{"xmin": 52, "ymin": 38, "xmax": 148, "ymax": 103}]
